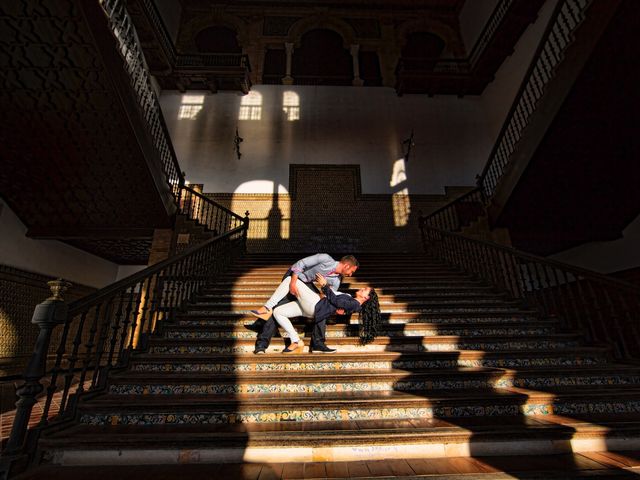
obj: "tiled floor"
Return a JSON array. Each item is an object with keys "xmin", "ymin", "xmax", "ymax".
[{"xmin": 14, "ymin": 452, "xmax": 640, "ymax": 479}]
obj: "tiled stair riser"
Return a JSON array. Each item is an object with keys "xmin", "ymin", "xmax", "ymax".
[
  {"xmin": 108, "ymin": 374, "xmax": 640, "ymax": 395},
  {"xmin": 175, "ymin": 316, "xmax": 542, "ymax": 326},
  {"xmin": 191, "ymin": 299, "xmax": 515, "ymax": 308},
  {"xmin": 164, "ymin": 326, "xmax": 556, "ymax": 340},
  {"xmin": 130, "ymin": 356, "xmax": 606, "ymax": 373},
  {"xmin": 148, "ymin": 340, "xmax": 581, "ymax": 354},
  {"xmin": 186, "ymin": 307, "xmax": 530, "ymax": 316},
  {"xmin": 79, "ymin": 400, "xmax": 640, "ymax": 426}
]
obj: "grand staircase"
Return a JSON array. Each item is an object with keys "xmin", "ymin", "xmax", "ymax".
[{"xmin": 36, "ymin": 253, "xmax": 640, "ymax": 471}]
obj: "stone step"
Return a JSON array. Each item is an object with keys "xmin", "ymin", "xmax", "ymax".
[
  {"xmin": 37, "ymin": 415, "xmax": 640, "ymax": 464},
  {"xmin": 130, "ymin": 347, "xmax": 611, "ymax": 373},
  {"xmin": 147, "ymin": 334, "xmax": 583, "ymax": 354},
  {"xmin": 174, "ymin": 312, "xmax": 543, "ymax": 326},
  {"xmin": 107, "ymin": 365, "xmax": 640, "ymax": 396},
  {"xmin": 162, "ymin": 322, "xmax": 558, "ymax": 340},
  {"xmin": 181, "ymin": 306, "xmax": 533, "ymax": 317},
  {"xmin": 205, "ymin": 279, "xmax": 488, "ymax": 289},
  {"xmin": 199, "ymin": 285, "xmax": 502, "ymax": 296},
  {"xmin": 196, "ymin": 290, "xmax": 508, "ymax": 301},
  {"xmin": 189, "ymin": 297, "xmax": 520, "ymax": 309},
  {"xmin": 215, "ymin": 274, "xmax": 475, "ymax": 282},
  {"xmin": 75, "ymin": 388, "xmax": 640, "ymax": 426}
]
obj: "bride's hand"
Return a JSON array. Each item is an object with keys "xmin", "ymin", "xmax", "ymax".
[{"xmin": 315, "ymin": 273, "xmax": 327, "ymax": 287}]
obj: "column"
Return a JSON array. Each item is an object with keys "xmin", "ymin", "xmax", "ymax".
[
  {"xmin": 282, "ymin": 42, "xmax": 294, "ymax": 85},
  {"xmin": 351, "ymin": 44, "xmax": 363, "ymax": 86}
]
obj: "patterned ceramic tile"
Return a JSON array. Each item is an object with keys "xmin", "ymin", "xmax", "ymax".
[{"xmin": 78, "ymin": 399, "xmax": 640, "ymax": 426}]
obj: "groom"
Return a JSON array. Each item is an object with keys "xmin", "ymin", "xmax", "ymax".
[{"xmin": 249, "ymin": 253, "xmax": 359, "ymax": 354}]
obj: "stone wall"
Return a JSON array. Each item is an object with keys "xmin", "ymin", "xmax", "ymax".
[{"xmin": 209, "ymin": 164, "xmax": 471, "ymax": 253}]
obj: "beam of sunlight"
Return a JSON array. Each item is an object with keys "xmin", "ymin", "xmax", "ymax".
[
  {"xmin": 390, "ymin": 158, "xmax": 408, "ymax": 188},
  {"xmin": 231, "ymin": 181, "xmax": 290, "ymax": 239},
  {"xmin": 282, "ymin": 91, "xmax": 300, "ymax": 121},
  {"xmin": 390, "ymin": 158, "xmax": 411, "ymax": 226},
  {"xmin": 239, "ymin": 91, "xmax": 262, "ymax": 121},
  {"xmin": 178, "ymin": 94, "xmax": 205, "ymax": 120},
  {"xmin": 392, "ymin": 188, "xmax": 411, "ymax": 227}
]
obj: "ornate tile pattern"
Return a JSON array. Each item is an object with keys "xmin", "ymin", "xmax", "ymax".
[{"xmin": 79, "ymin": 399, "xmax": 640, "ymax": 426}]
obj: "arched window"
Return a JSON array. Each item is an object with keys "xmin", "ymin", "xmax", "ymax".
[
  {"xmin": 292, "ymin": 29, "xmax": 352, "ymax": 85},
  {"xmin": 239, "ymin": 91, "xmax": 262, "ymax": 121},
  {"xmin": 195, "ymin": 26, "xmax": 241, "ymax": 53}
]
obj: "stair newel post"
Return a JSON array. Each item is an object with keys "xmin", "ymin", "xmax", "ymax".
[
  {"xmin": 242, "ymin": 210, "xmax": 250, "ymax": 253},
  {"xmin": 38, "ymin": 304, "xmax": 75, "ymax": 427},
  {"xmin": 3, "ymin": 279, "xmax": 71, "ymax": 455}
]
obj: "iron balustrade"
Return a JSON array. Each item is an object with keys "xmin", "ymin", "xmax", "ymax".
[
  {"xmin": 178, "ymin": 186, "xmax": 247, "ymax": 237},
  {"xmin": 468, "ymin": 0, "xmax": 514, "ymax": 67},
  {"xmin": 478, "ymin": 0, "xmax": 592, "ymax": 198},
  {"xmin": 422, "ymin": 0, "xmax": 594, "ymax": 232},
  {"xmin": 2, "ymin": 226, "xmax": 247, "ymax": 456},
  {"xmin": 100, "ymin": 0, "xmax": 183, "ymax": 200},
  {"xmin": 176, "ymin": 54, "xmax": 250, "ymax": 69},
  {"xmin": 419, "ymin": 220, "xmax": 640, "ymax": 363},
  {"xmin": 100, "ymin": 0, "xmax": 247, "ymax": 238},
  {"xmin": 422, "ymin": 188, "xmax": 486, "ymax": 232}
]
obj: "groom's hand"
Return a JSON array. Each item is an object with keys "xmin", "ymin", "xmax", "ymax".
[{"xmin": 289, "ymin": 274, "xmax": 300, "ymax": 297}]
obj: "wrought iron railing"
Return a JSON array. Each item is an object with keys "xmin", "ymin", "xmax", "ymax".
[
  {"xmin": 422, "ymin": 0, "xmax": 595, "ymax": 231},
  {"xmin": 176, "ymin": 53, "xmax": 250, "ymax": 69},
  {"xmin": 100, "ymin": 0, "xmax": 246, "ymax": 237},
  {"xmin": 3, "ymin": 226, "xmax": 247, "ymax": 456},
  {"xmin": 468, "ymin": 0, "xmax": 514, "ymax": 67},
  {"xmin": 419, "ymin": 221, "xmax": 640, "ymax": 362},
  {"xmin": 100, "ymin": 0, "xmax": 183, "ymax": 199},
  {"xmin": 139, "ymin": 0, "xmax": 250, "ymax": 72},
  {"xmin": 478, "ymin": 0, "xmax": 593, "ymax": 198},
  {"xmin": 178, "ymin": 186, "xmax": 247, "ymax": 235},
  {"xmin": 422, "ymin": 187, "xmax": 486, "ymax": 231}
]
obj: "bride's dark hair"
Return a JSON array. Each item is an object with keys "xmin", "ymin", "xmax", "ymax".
[{"xmin": 358, "ymin": 289, "xmax": 381, "ymax": 345}]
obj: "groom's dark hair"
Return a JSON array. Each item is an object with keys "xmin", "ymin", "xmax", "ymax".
[{"xmin": 340, "ymin": 255, "xmax": 359, "ymax": 267}]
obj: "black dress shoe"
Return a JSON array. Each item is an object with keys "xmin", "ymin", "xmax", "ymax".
[
  {"xmin": 311, "ymin": 345, "xmax": 336, "ymax": 354},
  {"xmin": 253, "ymin": 348, "xmax": 266, "ymax": 355}
]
